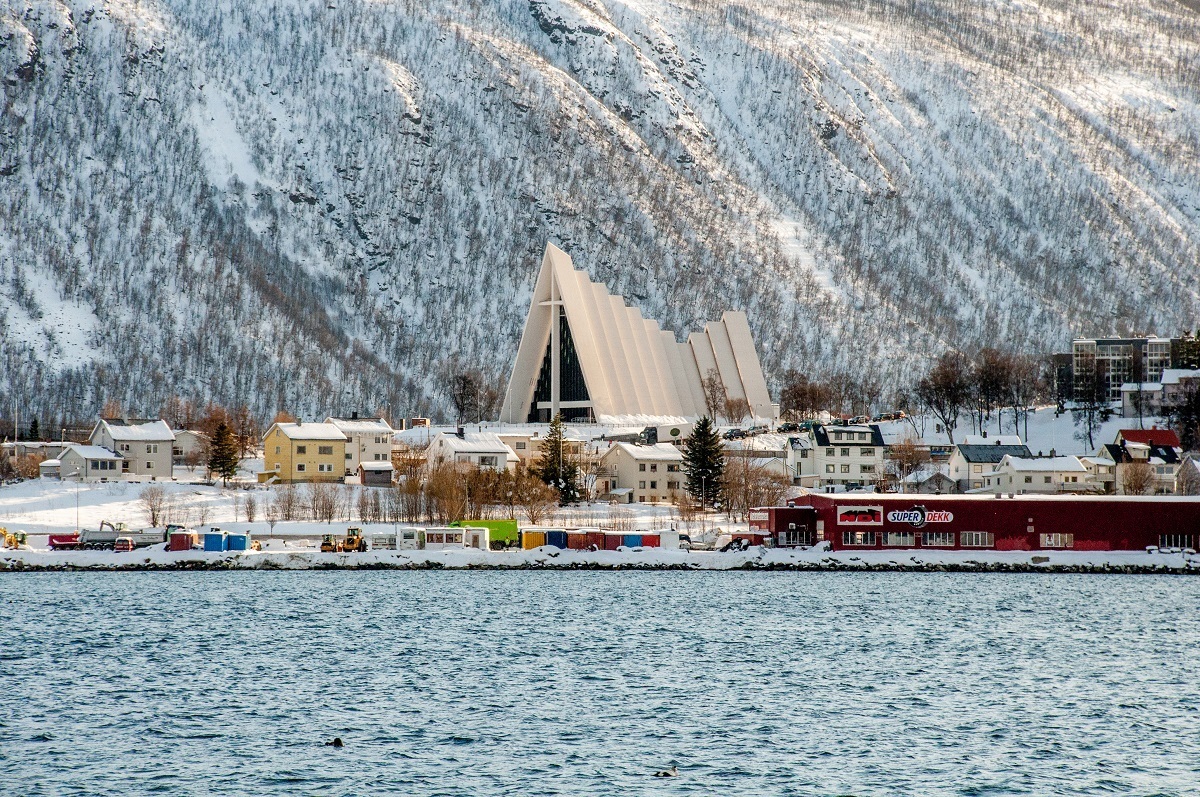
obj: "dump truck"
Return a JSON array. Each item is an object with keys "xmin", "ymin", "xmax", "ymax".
[{"xmin": 48, "ymin": 521, "xmax": 165, "ymax": 551}]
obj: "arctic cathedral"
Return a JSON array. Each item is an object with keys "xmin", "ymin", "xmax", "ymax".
[{"xmin": 499, "ymin": 244, "xmax": 775, "ymax": 424}]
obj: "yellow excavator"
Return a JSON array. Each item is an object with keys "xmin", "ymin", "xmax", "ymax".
[
  {"xmin": 2, "ymin": 528, "xmax": 29, "ymax": 550},
  {"xmin": 342, "ymin": 527, "xmax": 367, "ymax": 552}
]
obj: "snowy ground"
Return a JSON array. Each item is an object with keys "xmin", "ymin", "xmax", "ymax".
[{"xmin": 3, "ymin": 543, "xmax": 1198, "ymax": 574}]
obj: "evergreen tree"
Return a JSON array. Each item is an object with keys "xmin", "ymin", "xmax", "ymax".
[
  {"xmin": 684, "ymin": 416, "xmax": 724, "ymax": 506},
  {"xmin": 208, "ymin": 421, "xmax": 240, "ymax": 485},
  {"xmin": 27, "ymin": 418, "xmax": 39, "ymax": 440},
  {"xmin": 534, "ymin": 412, "xmax": 579, "ymax": 505}
]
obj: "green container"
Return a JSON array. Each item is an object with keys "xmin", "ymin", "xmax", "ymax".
[{"xmin": 452, "ymin": 519, "xmax": 518, "ymax": 546}]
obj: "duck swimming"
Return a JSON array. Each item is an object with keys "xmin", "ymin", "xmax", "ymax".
[
  {"xmin": 653, "ymin": 765, "xmax": 679, "ymax": 777},
  {"xmin": 325, "ymin": 737, "xmax": 344, "ymax": 748}
]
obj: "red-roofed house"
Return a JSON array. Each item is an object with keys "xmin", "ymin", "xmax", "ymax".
[{"xmin": 1115, "ymin": 429, "xmax": 1182, "ymax": 448}]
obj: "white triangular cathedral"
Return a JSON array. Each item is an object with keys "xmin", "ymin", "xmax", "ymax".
[{"xmin": 500, "ymin": 243, "xmax": 775, "ymax": 424}]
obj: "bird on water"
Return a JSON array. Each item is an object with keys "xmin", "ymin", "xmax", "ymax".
[
  {"xmin": 325, "ymin": 737, "xmax": 344, "ymax": 748},
  {"xmin": 653, "ymin": 765, "xmax": 679, "ymax": 777}
]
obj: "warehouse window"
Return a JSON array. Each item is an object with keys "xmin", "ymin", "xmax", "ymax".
[
  {"xmin": 1159, "ymin": 534, "xmax": 1194, "ymax": 549},
  {"xmin": 884, "ymin": 531, "xmax": 916, "ymax": 546},
  {"xmin": 961, "ymin": 531, "xmax": 994, "ymax": 547},
  {"xmin": 1040, "ymin": 533, "xmax": 1074, "ymax": 548},
  {"xmin": 842, "ymin": 531, "xmax": 876, "ymax": 546},
  {"xmin": 923, "ymin": 531, "xmax": 954, "ymax": 547}
]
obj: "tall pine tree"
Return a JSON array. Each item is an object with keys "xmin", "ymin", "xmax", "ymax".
[
  {"xmin": 684, "ymin": 416, "xmax": 724, "ymax": 507},
  {"xmin": 208, "ymin": 421, "xmax": 240, "ymax": 485},
  {"xmin": 534, "ymin": 412, "xmax": 580, "ymax": 505}
]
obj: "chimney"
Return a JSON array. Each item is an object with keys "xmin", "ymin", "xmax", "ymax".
[
  {"xmin": 982, "ymin": 430, "xmax": 988, "ymax": 439},
  {"xmin": 1050, "ymin": 448, "xmax": 1056, "ymax": 457},
  {"xmin": 456, "ymin": 427, "xmax": 465, "ymax": 439},
  {"xmin": 352, "ymin": 410, "xmax": 359, "ymax": 420},
  {"xmin": 297, "ymin": 418, "xmax": 302, "ymax": 426}
]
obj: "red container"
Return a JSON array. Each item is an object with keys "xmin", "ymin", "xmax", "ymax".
[
  {"xmin": 603, "ymin": 533, "xmax": 622, "ymax": 551},
  {"xmin": 168, "ymin": 532, "xmax": 195, "ymax": 552},
  {"xmin": 566, "ymin": 533, "xmax": 588, "ymax": 550},
  {"xmin": 641, "ymin": 534, "xmax": 661, "ymax": 548},
  {"xmin": 585, "ymin": 532, "xmax": 606, "ymax": 550}
]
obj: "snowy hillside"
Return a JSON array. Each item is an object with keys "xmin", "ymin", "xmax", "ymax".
[{"xmin": 3, "ymin": 0, "xmax": 1200, "ymax": 422}]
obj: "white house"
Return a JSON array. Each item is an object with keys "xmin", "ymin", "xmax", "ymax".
[
  {"xmin": 89, "ymin": 419, "xmax": 175, "ymax": 478},
  {"xmin": 947, "ymin": 437, "xmax": 1032, "ymax": 492},
  {"xmin": 426, "ymin": 431, "xmax": 518, "ymax": 472},
  {"xmin": 982, "ymin": 455, "xmax": 1091, "ymax": 494},
  {"xmin": 809, "ymin": 424, "xmax": 886, "ymax": 487},
  {"xmin": 172, "ymin": 430, "xmax": 209, "ymax": 466},
  {"xmin": 325, "ymin": 416, "xmax": 395, "ymax": 476},
  {"xmin": 597, "ymin": 442, "xmax": 685, "ymax": 504},
  {"xmin": 784, "ymin": 435, "xmax": 815, "ymax": 485},
  {"xmin": 59, "ymin": 444, "xmax": 122, "ymax": 481}
]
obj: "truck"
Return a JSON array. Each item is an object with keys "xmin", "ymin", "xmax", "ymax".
[{"xmin": 48, "ymin": 521, "xmax": 166, "ymax": 551}]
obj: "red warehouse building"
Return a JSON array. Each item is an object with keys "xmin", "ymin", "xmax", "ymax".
[{"xmin": 749, "ymin": 494, "xmax": 1200, "ymax": 552}]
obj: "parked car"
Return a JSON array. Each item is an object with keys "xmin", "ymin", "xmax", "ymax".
[
  {"xmin": 778, "ymin": 422, "xmax": 800, "ymax": 433},
  {"xmin": 723, "ymin": 428, "xmax": 747, "ymax": 440},
  {"xmin": 851, "ymin": 415, "xmax": 871, "ymax": 424},
  {"xmin": 113, "ymin": 537, "xmax": 136, "ymax": 553}
]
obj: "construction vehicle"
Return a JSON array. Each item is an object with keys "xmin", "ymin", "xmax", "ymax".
[
  {"xmin": 49, "ymin": 521, "xmax": 166, "ymax": 551},
  {"xmin": 342, "ymin": 527, "xmax": 367, "ymax": 552},
  {"xmin": 320, "ymin": 534, "xmax": 341, "ymax": 553},
  {"xmin": 2, "ymin": 528, "xmax": 29, "ymax": 550},
  {"xmin": 113, "ymin": 537, "xmax": 136, "ymax": 553}
]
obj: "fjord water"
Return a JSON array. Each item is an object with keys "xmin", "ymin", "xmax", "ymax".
[{"xmin": 2, "ymin": 573, "xmax": 1198, "ymax": 796}]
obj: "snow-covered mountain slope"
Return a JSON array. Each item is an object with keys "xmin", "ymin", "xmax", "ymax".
[{"xmin": 3, "ymin": 0, "xmax": 1199, "ymax": 422}]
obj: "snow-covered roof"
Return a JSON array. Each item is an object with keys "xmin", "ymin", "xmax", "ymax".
[
  {"xmin": 999, "ymin": 455, "xmax": 1087, "ymax": 473},
  {"xmin": 359, "ymin": 461, "xmax": 395, "ymax": 471},
  {"xmin": 98, "ymin": 419, "xmax": 174, "ymax": 442},
  {"xmin": 432, "ymin": 432, "xmax": 518, "ymax": 460},
  {"xmin": 271, "ymin": 422, "xmax": 348, "ymax": 441},
  {"xmin": 606, "ymin": 442, "xmax": 684, "ymax": 462},
  {"xmin": 1161, "ymin": 369, "xmax": 1200, "ymax": 385},
  {"xmin": 961, "ymin": 434, "xmax": 1023, "ymax": 446},
  {"xmin": 1080, "ymin": 456, "xmax": 1116, "ymax": 467},
  {"xmin": 1120, "ymin": 382, "xmax": 1162, "ymax": 392},
  {"xmin": 724, "ymin": 433, "xmax": 788, "ymax": 452},
  {"xmin": 40, "ymin": 459, "xmax": 61, "ymax": 466},
  {"xmin": 63, "ymin": 444, "xmax": 122, "ymax": 460},
  {"xmin": 325, "ymin": 417, "xmax": 394, "ymax": 435}
]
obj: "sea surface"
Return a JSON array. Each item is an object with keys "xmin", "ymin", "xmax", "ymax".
[{"xmin": 1, "ymin": 572, "xmax": 1198, "ymax": 796}]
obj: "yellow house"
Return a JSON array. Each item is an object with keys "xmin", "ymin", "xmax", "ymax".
[{"xmin": 259, "ymin": 422, "xmax": 348, "ymax": 484}]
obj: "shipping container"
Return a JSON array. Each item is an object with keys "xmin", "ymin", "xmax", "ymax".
[
  {"xmin": 641, "ymin": 534, "xmax": 660, "ymax": 548},
  {"xmin": 203, "ymin": 531, "xmax": 227, "ymax": 552},
  {"xmin": 604, "ymin": 534, "xmax": 622, "ymax": 551},
  {"xmin": 546, "ymin": 530, "xmax": 568, "ymax": 549},
  {"xmin": 659, "ymin": 530, "xmax": 681, "ymax": 549},
  {"xmin": 452, "ymin": 519, "xmax": 518, "ymax": 548},
  {"xmin": 623, "ymin": 534, "xmax": 643, "ymax": 548},
  {"xmin": 424, "ymin": 527, "xmax": 467, "ymax": 551},
  {"xmin": 168, "ymin": 531, "xmax": 195, "ymax": 552},
  {"xmin": 522, "ymin": 530, "xmax": 547, "ymax": 550},
  {"xmin": 566, "ymin": 532, "xmax": 589, "ymax": 550},
  {"xmin": 463, "ymin": 526, "xmax": 490, "ymax": 550},
  {"xmin": 586, "ymin": 531, "xmax": 607, "ymax": 550},
  {"xmin": 226, "ymin": 533, "xmax": 250, "ymax": 551}
]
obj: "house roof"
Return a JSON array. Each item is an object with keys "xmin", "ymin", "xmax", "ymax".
[
  {"xmin": 954, "ymin": 444, "xmax": 1033, "ymax": 464},
  {"xmin": 433, "ymin": 432, "xmax": 518, "ymax": 460},
  {"xmin": 97, "ymin": 419, "xmax": 174, "ymax": 442},
  {"xmin": 960, "ymin": 434, "xmax": 1023, "ymax": 446},
  {"xmin": 1160, "ymin": 369, "xmax": 1200, "ymax": 385},
  {"xmin": 812, "ymin": 424, "xmax": 885, "ymax": 447},
  {"xmin": 1117, "ymin": 429, "xmax": 1181, "ymax": 448},
  {"xmin": 325, "ymin": 417, "xmax": 394, "ymax": 435},
  {"xmin": 359, "ymin": 461, "xmax": 395, "ymax": 471},
  {"xmin": 606, "ymin": 442, "xmax": 684, "ymax": 462},
  {"xmin": 1120, "ymin": 382, "xmax": 1163, "ymax": 392},
  {"xmin": 271, "ymin": 422, "xmax": 348, "ymax": 441},
  {"xmin": 999, "ymin": 455, "xmax": 1088, "ymax": 473},
  {"xmin": 63, "ymin": 444, "xmax": 122, "ymax": 460}
]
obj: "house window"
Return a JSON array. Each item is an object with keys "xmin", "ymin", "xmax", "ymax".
[
  {"xmin": 516, "ymin": 442, "xmax": 526, "ymax": 450},
  {"xmin": 800, "ymin": 450, "xmax": 809, "ymax": 458},
  {"xmin": 667, "ymin": 464, "xmax": 680, "ymax": 472},
  {"xmin": 860, "ymin": 464, "xmax": 875, "ymax": 474},
  {"xmin": 857, "ymin": 433, "xmax": 866, "ymax": 441},
  {"xmin": 146, "ymin": 444, "xmax": 158, "ymax": 454},
  {"xmin": 650, "ymin": 464, "xmax": 658, "ymax": 472},
  {"xmin": 1040, "ymin": 533, "xmax": 1074, "ymax": 548},
  {"xmin": 146, "ymin": 461, "xmax": 153, "ymax": 469},
  {"xmin": 639, "ymin": 480, "xmax": 646, "ymax": 489},
  {"xmin": 1024, "ymin": 476, "xmax": 1033, "ymax": 484},
  {"xmin": 346, "ymin": 453, "xmax": 353, "ymax": 460},
  {"xmin": 275, "ymin": 446, "xmax": 281, "ymax": 455},
  {"xmin": 638, "ymin": 496, "xmax": 645, "ymax": 503},
  {"xmin": 860, "ymin": 448, "xmax": 874, "ymax": 456},
  {"xmin": 296, "ymin": 446, "xmax": 307, "ymax": 454},
  {"xmin": 826, "ymin": 448, "xmax": 836, "ymax": 457},
  {"xmin": 667, "ymin": 481, "xmax": 679, "ymax": 489},
  {"xmin": 884, "ymin": 531, "xmax": 916, "ymax": 546},
  {"xmin": 318, "ymin": 445, "xmax": 333, "ymax": 456},
  {"xmin": 639, "ymin": 464, "xmax": 646, "ymax": 472},
  {"xmin": 479, "ymin": 456, "xmax": 498, "ymax": 467},
  {"xmin": 296, "ymin": 463, "xmax": 306, "ymax": 472},
  {"xmin": 840, "ymin": 464, "xmax": 850, "ymax": 473},
  {"xmin": 650, "ymin": 481, "xmax": 657, "ymax": 489},
  {"xmin": 923, "ymin": 531, "xmax": 954, "ymax": 546},
  {"xmin": 972, "ymin": 464, "xmax": 982, "ymax": 473},
  {"xmin": 961, "ymin": 531, "xmax": 994, "ymax": 547},
  {"xmin": 840, "ymin": 448, "xmax": 850, "ymax": 457},
  {"xmin": 1044, "ymin": 476, "xmax": 1052, "ymax": 483},
  {"xmin": 274, "ymin": 463, "xmax": 281, "ymax": 471},
  {"xmin": 825, "ymin": 464, "xmax": 835, "ymax": 473},
  {"xmin": 842, "ymin": 531, "xmax": 876, "ymax": 546},
  {"xmin": 833, "ymin": 432, "xmax": 843, "ymax": 441},
  {"xmin": 375, "ymin": 454, "xmax": 383, "ymax": 461},
  {"xmin": 90, "ymin": 461, "xmax": 99, "ymax": 470},
  {"xmin": 120, "ymin": 444, "xmax": 130, "ymax": 452},
  {"xmin": 317, "ymin": 463, "xmax": 332, "ymax": 473}
]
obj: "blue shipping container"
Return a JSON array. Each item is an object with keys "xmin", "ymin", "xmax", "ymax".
[
  {"xmin": 226, "ymin": 533, "xmax": 250, "ymax": 551},
  {"xmin": 623, "ymin": 534, "xmax": 642, "ymax": 548},
  {"xmin": 546, "ymin": 531, "xmax": 568, "ymax": 550},
  {"xmin": 203, "ymin": 532, "xmax": 227, "ymax": 552}
]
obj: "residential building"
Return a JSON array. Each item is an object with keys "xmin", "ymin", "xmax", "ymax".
[
  {"xmin": 497, "ymin": 431, "xmax": 586, "ymax": 469},
  {"xmin": 172, "ymin": 430, "xmax": 209, "ymax": 466},
  {"xmin": 1103, "ymin": 429, "xmax": 1183, "ymax": 495},
  {"xmin": 426, "ymin": 431, "xmax": 518, "ymax": 472},
  {"xmin": 1177, "ymin": 455, "xmax": 1200, "ymax": 495},
  {"xmin": 1120, "ymin": 369, "xmax": 1200, "ymax": 418},
  {"xmin": 1072, "ymin": 336, "xmax": 1173, "ymax": 402},
  {"xmin": 358, "ymin": 461, "xmax": 395, "ymax": 487},
  {"xmin": 947, "ymin": 437, "xmax": 1033, "ymax": 491},
  {"xmin": 326, "ymin": 416, "xmax": 395, "ymax": 476},
  {"xmin": 810, "ymin": 424, "xmax": 886, "ymax": 488},
  {"xmin": 982, "ymin": 455, "xmax": 1092, "ymax": 494},
  {"xmin": 59, "ymin": 444, "xmax": 122, "ymax": 481},
  {"xmin": 901, "ymin": 464, "xmax": 957, "ymax": 494},
  {"xmin": 260, "ymin": 422, "xmax": 348, "ymax": 484},
  {"xmin": 597, "ymin": 442, "xmax": 685, "ymax": 504},
  {"xmin": 785, "ymin": 435, "xmax": 815, "ymax": 485},
  {"xmin": 500, "ymin": 243, "xmax": 774, "ymax": 423},
  {"xmin": 89, "ymin": 418, "xmax": 174, "ymax": 478},
  {"xmin": 1080, "ymin": 455, "xmax": 1117, "ymax": 493}
]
